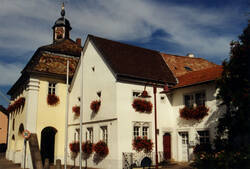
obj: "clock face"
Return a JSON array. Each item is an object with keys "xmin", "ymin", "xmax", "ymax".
[{"xmin": 55, "ymin": 27, "xmax": 64, "ymax": 39}]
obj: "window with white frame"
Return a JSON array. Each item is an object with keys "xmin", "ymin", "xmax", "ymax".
[
  {"xmin": 184, "ymin": 91, "xmax": 206, "ymax": 108},
  {"xmin": 133, "ymin": 126, "xmax": 140, "ymax": 138},
  {"xmin": 100, "ymin": 126, "xmax": 108, "ymax": 144},
  {"xmin": 48, "ymin": 82, "xmax": 56, "ymax": 95},
  {"xmin": 133, "ymin": 122, "xmax": 150, "ymax": 139},
  {"xmin": 198, "ymin": 130, "xmax": 210, "ymax": 144},
  {"xmin": 142, "ymin": 126, "xmax": 149, "ymax": 138},
  {"xmin": 87, "ymin": 127, "xmax": 93, "ymax": 143}
]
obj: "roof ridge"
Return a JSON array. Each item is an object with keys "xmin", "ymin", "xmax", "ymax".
[{"xmin": 88, "ymin": 34, "xmax": 159, "ymax": 53}]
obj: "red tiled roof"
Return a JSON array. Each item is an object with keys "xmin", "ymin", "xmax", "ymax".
[
  {"xmin": 161, "ymin": 53, "xmax": 217, "ymax": 77},
  {"xmin": 173, "ymin": 66, "xmax": 223, "ymax": 88},
  {"xmin": 89, "ymin": 35, "xmax": 177, "ymax": 85},
  {"xmin": 26, "ymin": 52, "xmax": 79, "ymax": 77},
  {"xmin": 40, "ymin": 39, "xmax": 82, "ymax": 57}
]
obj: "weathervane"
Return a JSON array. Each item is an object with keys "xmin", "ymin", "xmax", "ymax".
[{"xmin": 61, "ymin": 2, "xmax": 65, "ymax": 17}]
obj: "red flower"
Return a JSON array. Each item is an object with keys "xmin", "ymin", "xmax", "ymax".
[
  {"xmin": 69, "ymin": 141, "xmax": 80, "ymax": 153},
  {"xmin": 82, "ymin": 141, "xmax": 93, "ymax": 154},
  {"xmin": 90, "ymin": 100, "xmax": 101, "ymax": 113},
  {"xmin": 93, "ymin": 141, "xmax": 109, "ymax": 157},
  {"xmin": 132, "ymin": 99, "xmax": 152, "ymax": 113},
  {"xmin": 132, "ymin": 136, "xmax": 153, "ymax": 153},
  {"xmin": 7, "ymin": 97, "xmax": 25, "ymax": 113},
  {"xmin": 180, "ymin": 105, "xmax": 209, "ymax": 120},
  {"xmin": 72, "ymin": 106, "xmax": 80, "ymax": 116},
  {"xmin": 47, "ymin": 94, "xmax": 60, "ymax": 106}
]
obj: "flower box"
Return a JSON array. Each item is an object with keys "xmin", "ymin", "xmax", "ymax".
[
  {"xmin": 90, "ymin": 100, "xmax": 101, "ymax": 113},
  {"xmin": 7, "ymin": 97, "xmax": 25, "ymax": 113},
  {"xmin": 69, "ymin": 141, "xmax": 80, "ymax": 153},
  {"xmin": 180, "ymin": 105, "xmax": 209, "ymax": 120},
  {"xmin": 93, "ymin": 141, "xmax": 109, "ymax": 158},
  {"xmin": 132, "ymin": 136, "xmax": 153, "ymax": 153},
  {"xmin": 82, "ymin": 141, "xmax": 93, "ymax": 155},
  {"xmin": 132, "ymin": 99, "xmax": 152, "ymax": 113},
  {"xmin": 47, "ymin": 94, "xmax": 60, "ymax": 106},
  {"xmin": 72, "ymin": 105, "xmax": 80, "ymax": 116}
]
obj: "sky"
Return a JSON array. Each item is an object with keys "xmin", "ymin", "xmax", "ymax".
[{"xmin": 0, "ymin": 0, "xmax": 249, "ymax": 107}]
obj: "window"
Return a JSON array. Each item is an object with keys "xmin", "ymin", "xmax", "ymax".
[
  {"xmin": 180, "ymin": 132, "xmax": 189, "ymax": 144},
  {"xmin": 133, "ymin": 126, "xmax": 140, "ymax": 138},
  {"xmin": 198, "ymin": 130, "xmax": 210, "ymax": 144},
  {"xmin": 48, "ymin": 82, "xmax": 56, "ymax": 95},
  {"xmin": 132, "ymin": 91, "xmax": 141, "ymax": 98},
  {"xmin": 100, "ymin": 126, "xmax": 108, "ymax": 144},
  {"xmin": 184, "ymin": 91, "xmax": 206, "ymax": 107},
  {"xmin": 142, "ymin": 126, "xmax": 149, "ymax": 138},
  {"xmin": 87, "ymin": 127, "xmax": 93, "ymax": 143},
  {"xmin": 133, "ymin": 122, "xmax": 150, "ymax": 139}
]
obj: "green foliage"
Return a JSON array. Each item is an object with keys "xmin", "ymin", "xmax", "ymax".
[
  {"xmin": 216, "ymin": 20, "xmax": 250, "ymax": 152},
  {"xmin": 192, "ymin": 20, "xmax": 250, "ymax": 169}
]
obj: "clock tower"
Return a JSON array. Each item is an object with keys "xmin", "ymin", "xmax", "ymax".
[{"xmin": 52, "ymin": 3, "xmax": 72, "ymax": 42}]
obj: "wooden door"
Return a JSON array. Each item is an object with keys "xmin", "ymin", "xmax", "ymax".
[{"xmin": 163, "ymin": 133, "xmax": 171, "ymax": 160}]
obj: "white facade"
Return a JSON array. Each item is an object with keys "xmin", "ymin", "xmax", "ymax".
[{"xmin": 67, "ymin": 39, "xmax": 222, "ymax": 169}]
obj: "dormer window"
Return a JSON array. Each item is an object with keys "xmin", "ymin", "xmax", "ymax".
[{"xmin": 48, "ymin": 82, "xmax": 56, "ymax": 95}]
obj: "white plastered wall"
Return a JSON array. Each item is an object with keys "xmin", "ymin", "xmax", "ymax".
[{"xmin": 68, "ymin": 40, "xmax": 118, "ymax": 169}]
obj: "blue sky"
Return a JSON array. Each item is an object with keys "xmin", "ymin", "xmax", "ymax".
[{"xmin": 0, "ymin": 0, "xmax": 249, "ymax": 107}]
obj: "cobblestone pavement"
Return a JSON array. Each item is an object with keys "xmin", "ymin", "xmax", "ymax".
[
  {"xmin": 0, "ymin": 158, "xmax": 192, "ymax": 169},
  {"xmin": 0, "ymin": 159, "xmax": 22, "ymax": 169}
]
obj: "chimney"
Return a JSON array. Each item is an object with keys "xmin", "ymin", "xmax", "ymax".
[
  {"xmin": 186, "ymin": 53, "xmax": 195, "ymax": 58},
  {"xmin": 76, "ymin": 38, "xmax": 81, "ymax": 47}
]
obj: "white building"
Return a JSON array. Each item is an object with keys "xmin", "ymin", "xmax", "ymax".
[
  {"xmin": 67, "ymin": 35, "xmax": 223, "ymax": 169},
  {"xmin": 5, "ymin": 6, "xmax": 223, "ymax": 169}
]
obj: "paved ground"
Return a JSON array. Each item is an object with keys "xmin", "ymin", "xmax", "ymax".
[{"xmin": 0, "ymin": 158, "xmax": 192, "ymax": 169}]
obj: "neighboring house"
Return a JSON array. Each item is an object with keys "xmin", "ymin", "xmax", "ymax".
[
  {"xmin": 5, "ymin": 7, "xmax": 82, "ymax": 169},
  {"xmin": 5, "ymin": 6, "xmax": 223, "ymax": 169},
  {"xmin": 0, "ymin": 105, "xmax": 8, "ymax": 145}
]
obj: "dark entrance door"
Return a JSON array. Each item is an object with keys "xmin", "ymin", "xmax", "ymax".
[
  {"xmin": 40, "ymin": 127, "xmax": 57, "ymax": 164},
  {"xmin": 163, "ymin": 133, "xmax": 171, "ymax": 160}
]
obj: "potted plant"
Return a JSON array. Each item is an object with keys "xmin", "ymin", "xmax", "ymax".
[
  {"xmin": 132, "ymin": 99, "xmax": 153, "ymax": 113},
  {"xmin": 93, "ymin": 141, "xmax": 109, "ymax": 158},
  {"xmin": 47, "ymin": 94, "xmax": 60, "ymax": 106},
  {"xmin": 90, "ymin": 100, "xmax": 101, "ymax": 113},
  {"xmin": 132, "ymin": 136, "xmax": 153, "ymax": 153},
  {"xmin": 72, "ymin": 105, "xmax": 80, "ymax": 116},
  {"xmin": 180, "ymin": 105, "xmax": 209, "ymax": 120},
  {"xmin": 82, "ymin": 141, "xmax": 93, "ymax": 159},
  {"xmin": 69, "ymin": 141, "xmax": 80, "ymax": 158}
]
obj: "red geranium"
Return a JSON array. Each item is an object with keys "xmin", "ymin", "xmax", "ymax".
[
  {"xmin": 93, "ymin": 141, "xmax": 109, "ymax": 157},
  {"xmin": 132, "ymin": 99, "xmax": 152, "ymax": 113},
  {"xmin": 47, "ymin": 94, "xmax": 60, "ymax": 106},
  {"xmin": 82, "ymin": 141, "xmax": 93, "ymax": 155},
  {"xmin": 69, "ymin": 141, "xmax": 80, "ymax": 153},
  {"xmin": 72, "ymin": 105, "xmax": 80, "ymax": 116},
  {"xmin": 7, "ymin": 97, "xmax": 25, "ymax": 113},
  {"xmin": 90, "ymin": 100, "xmax": 101, "ymax": 113},
  {"xmin": 180, "ymin": 105, "xmax": 209, "ymax": 120},
  {"xmin": 132, "ymin": 136, "xmax": 153, "ymax": 153}
]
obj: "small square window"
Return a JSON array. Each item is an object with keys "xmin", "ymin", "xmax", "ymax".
[
  {"xmin": 48, "ymin": 83, "xmax": 56, "ymax": 95},
  {"xmin": 198, "ymin": 130, "xmax": 210, "ymax": 144}
]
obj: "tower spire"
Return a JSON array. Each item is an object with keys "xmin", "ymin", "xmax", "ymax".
[{"xmin": 61, "ymin": 2, "xmax": 65, "ymax": 17}]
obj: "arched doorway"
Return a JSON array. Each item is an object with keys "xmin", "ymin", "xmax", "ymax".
[{"xmin": 40, "ymin": 127, "xmax": 57, "ymax": 164}]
